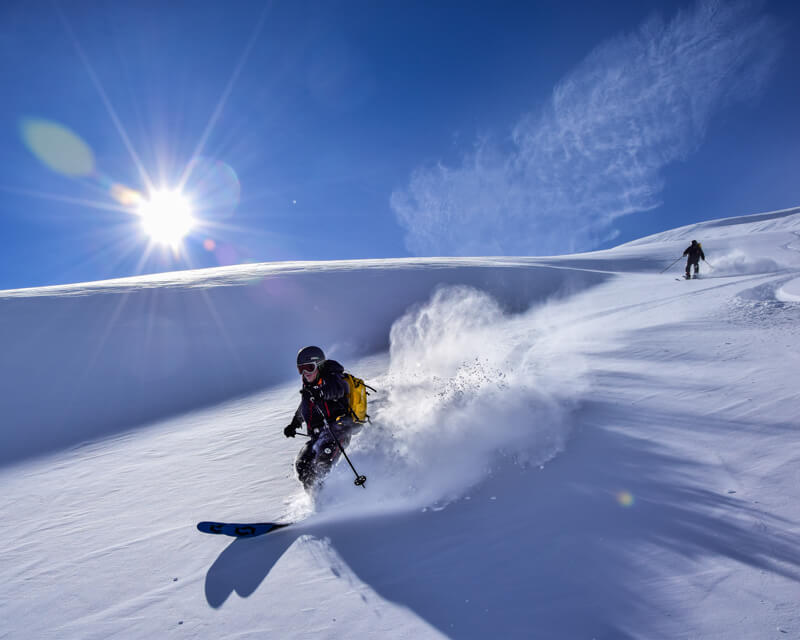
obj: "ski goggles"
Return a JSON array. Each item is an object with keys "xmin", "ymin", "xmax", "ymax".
[{"xmin": 298, "ymin": 362, "xmax": 319, "ymax": 374}]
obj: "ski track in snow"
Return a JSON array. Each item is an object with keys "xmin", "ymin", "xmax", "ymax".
[{"xmin": 1, "ymin": 207, "xmax": 800, "ymax": 638}]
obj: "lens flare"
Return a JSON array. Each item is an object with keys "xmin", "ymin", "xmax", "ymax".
[
  {"xmin": 183, "ymin": 156, "xmax": 241, "ymax": 220},
  {"xmin": 110, "ymin": 183, "xmax": 142, "ymax": 207},
  {"xmin": 616, "ymin": 490, "xmax": 635, "ymax": 507},
  {"xmin": 20, "ymin": 117, "xmax": 95, "ymax": 177}
]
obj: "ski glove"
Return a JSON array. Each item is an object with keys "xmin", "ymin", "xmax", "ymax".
[{"xmin": 283, "ymin": 424, "xmax": 297, "ymax": 438}]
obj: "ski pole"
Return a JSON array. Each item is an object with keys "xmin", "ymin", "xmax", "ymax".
[
  {"xmin": 704, "ymin": 259, "xmax": 714, "ymax": 270},
  {"xmin": 311, "ymin": 400, "xmax": 367, "ymax": 488},
  {"xmin": 660, "ymin": 256, "xmax": 683, "ymax": 273}
]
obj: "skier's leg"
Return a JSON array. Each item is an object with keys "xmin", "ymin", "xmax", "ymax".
[
  {"xmin": 297, "ymin": 419, "xmax": 361, "ymax": 491},
  {"xmin": 311, "ymin": 420, "xmax": 357, "ymax": 476},
  {"xmin": 304, "ymin": 434, "xmax": 337, "ymax": 487},
  {"xmin": 295, "ymin": 442, "xmax": 318, "ymax": 489},
  {"xmin": 332, "ymin": 417, "xmax": 357, "ymax": 449}
]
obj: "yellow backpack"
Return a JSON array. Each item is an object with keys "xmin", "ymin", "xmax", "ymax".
[{"xmin": 342, "ymin": 373, "xmax": 375, "ymax": 423}]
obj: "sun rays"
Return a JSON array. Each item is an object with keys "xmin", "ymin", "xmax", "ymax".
[{"xmin": 14, "ymin": 3, "xmax": 272, "ymax": 278}]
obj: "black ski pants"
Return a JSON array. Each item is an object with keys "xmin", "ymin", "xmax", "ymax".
[{"xmin": 295, "ymin": 417, "xmax": 359, "ymax": 490}]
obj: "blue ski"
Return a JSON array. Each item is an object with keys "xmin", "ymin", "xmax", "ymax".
[{"xmin": 197, "ymin": 521, "xmax": 291, "ymax": 538}]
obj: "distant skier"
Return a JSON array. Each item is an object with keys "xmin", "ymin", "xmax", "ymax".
[
  {"xmin": 283, "ymin": 346, "xmax": 360, "ymax": 491},
  {"xmin": 682, "ymin": 240, "xmax": 706, "ymax": 279}
]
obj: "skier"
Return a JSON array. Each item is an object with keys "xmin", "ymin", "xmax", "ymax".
[
  {"xmin": 283, "ymin": 346, "xmax": 360, "ymax": 491},
  {"xmin": 682, "ymin": 240, "xmax": 706, "ymax": 279}
]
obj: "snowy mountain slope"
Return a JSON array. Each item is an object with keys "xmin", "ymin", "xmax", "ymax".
[
  {"xmin": 622, "ymin": 205, "xmax": 800, "ymax": 245},
  {"xmin": 1, "ymin": 207, "xmax": 799, "ymax": 639},
  {"xmin": 0, "ymin": 260, "xmax": 606, "ymax": 467}
]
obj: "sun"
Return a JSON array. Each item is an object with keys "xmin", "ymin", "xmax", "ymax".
[{"xmin": 137, "ymin": 189, "xmax": 195, "ymax": 247}]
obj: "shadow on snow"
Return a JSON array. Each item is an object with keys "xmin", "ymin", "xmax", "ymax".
[{"xmin": 202, "ymin": 400, "xmax": 800, "ymax": 639}]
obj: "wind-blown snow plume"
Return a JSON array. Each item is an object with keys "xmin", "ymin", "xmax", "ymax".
[
  {"xmin": 709, "ymin": 249, "xmax": 785, "ymax": 275},
  {"xmin": 320, "ymin": 285, "xmax": 593, "ymax": 511},
  {"xmin": 391, "ymin": 0, "xmax": 782, "ymax": 256}
]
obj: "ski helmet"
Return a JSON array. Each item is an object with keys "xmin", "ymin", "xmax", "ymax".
[{"xmin": 297, "ymin": 345, "xmax": 325, "ymax": 367}]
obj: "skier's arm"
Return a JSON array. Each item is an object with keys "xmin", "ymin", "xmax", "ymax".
[
  {"xmin": 291, "ymin": 404, "xmax": 303, "ymax": 427},
  {"xmin": 283, "ymin": 404, "xmax": 303, "ymax": 438},
  {"xmin": 319, "ymin": 371, "xmax": 347, "ymax": 401}
]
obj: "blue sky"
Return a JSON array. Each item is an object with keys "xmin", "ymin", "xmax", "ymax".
[{"xmin": 0, "ymin": 0, "xmax": 798, "ymax": 289}]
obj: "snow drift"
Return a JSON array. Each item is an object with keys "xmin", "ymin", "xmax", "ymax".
[{"xmin": 0, "ymin": 262, "xmax": 606, "ymax": 467}]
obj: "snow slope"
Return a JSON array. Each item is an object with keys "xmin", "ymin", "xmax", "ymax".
[{"xmin": 1, "ymin": 207, "xmax": 799, "ymax": 639}]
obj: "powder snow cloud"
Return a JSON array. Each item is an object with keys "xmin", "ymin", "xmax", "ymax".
[{"xmin": 391, "ymin": 0, "xmax": 783, "ymax": 257}]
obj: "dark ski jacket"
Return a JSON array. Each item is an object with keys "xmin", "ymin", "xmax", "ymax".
[
  {"xmin": 683, "ymin": 241, "xmax": 705, "ymax": 263},
  {"xmin": 289, "ymin": 359, "xmax": 350, "ymax": 439}
]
